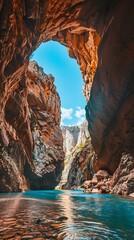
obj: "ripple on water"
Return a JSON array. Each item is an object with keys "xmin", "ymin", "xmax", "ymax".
[
  {"xmin": 61, "ymin": 221, "xmax": 124, "ymax": 240},
  {"xmin": 0, "ymin": 191, "xmax": 133, "ymax": 240}
]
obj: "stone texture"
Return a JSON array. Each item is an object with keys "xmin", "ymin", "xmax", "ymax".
[
  {"xmin": 85, "ymin": 1, "xmax": 134, "ymax": 195},
  {"xmin": 62, "ymin": 120, "xmax": 89, "ymax": 156},
  {"xmin": 25, "ymin": 61, "xmax": 64, "ymax": 189},
  {"xmin": 0, "ymin": 0, "xmax": 134, "ymax": 194},
  {"xmin": 95, "ymin": 170, "xmax": 109, "ymax": 180},
  {"xmin": 0, "ymin": 60, "xmax": 64, "ymax": 191},
  {"xmin": 111, "ymin": 154, "xmax": 134, "ymax": 195},
  {"xmin": 58, "ymin": 121, "xmax": 96, "ymax": 189},
  {"xmin": 129, "ymin": 193, "xmax": 134, "ymax": 198},
  {"xmin": 83, "ymin": 170, "xmax": 112, "ymax": 194},
  {"xmin": 63, "ymin": 142, "xmax": 96, "ymax": 189}
]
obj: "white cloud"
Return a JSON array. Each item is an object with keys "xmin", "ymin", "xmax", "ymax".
[
  {"xmin": 61, "ymin": 107, "xmax": 73, "ymax": 125},
  {"xmin": 75, "ymin": 106, "xmax": 85, "ymax": 125},
  {"xmin": 60, "ymin": 106, "xmax": 85, "ymax": 126},
  {"xmin": 75, "ymin": 106, "xmax": 85, "ymax": 118}
]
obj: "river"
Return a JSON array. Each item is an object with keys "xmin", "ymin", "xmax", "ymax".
[{"xmin": 0, "ymin": 190, "xmax": 133, "ymax": 239}]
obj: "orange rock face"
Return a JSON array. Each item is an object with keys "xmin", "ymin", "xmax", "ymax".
[
  {"xmin": 0, "ymin": 60, "xmax": 64, "ymax": 191},
  {"xmin": 26, "ymin": 61, "xmax": 64, "ymax": 189},
  {"xmin": 27, "ymin": 61, "xmax": 64, "ymax": 189},
  {"xmin": 0, "ymin": 0, "xmax": 134, "ymax": 194}
]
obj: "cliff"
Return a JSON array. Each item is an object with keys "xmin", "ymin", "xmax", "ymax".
[
  {"xmin": 59, "ymin": 121, "xmax": 95, "ymax": 189},
  {"xmin": 0, "ymin": 61, "xmax": 64, "ymax": 192},
  {"xmin": 26, "ymin": 61, "xmax": 64, "ymax": 189},
  {"xmin": 0, "ymin": 0, "xmax": 134, "ymax": 194}
]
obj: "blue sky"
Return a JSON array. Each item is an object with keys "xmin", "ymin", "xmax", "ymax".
[{"xmin": 31, "ymin": 41, "xmax": 86, "ymax": 126}]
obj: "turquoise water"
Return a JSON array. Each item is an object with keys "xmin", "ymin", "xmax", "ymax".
[{"xmin": 0, "ymin": 190, "xmax": 134, "ymax": 239}]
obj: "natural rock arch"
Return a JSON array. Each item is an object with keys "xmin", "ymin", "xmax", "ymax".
[{"xmin": 0, "ymin": 0, "xmax": 134, "ymax": 194}]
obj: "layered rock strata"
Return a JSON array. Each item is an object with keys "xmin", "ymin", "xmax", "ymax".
[
  {"xmin": 0, "ymin": 0, "xmax": 134, "ymax": 194},
  {"xmin": 0, "ymin": 61, "xmax": 64, "ymax": 191},
  {"xmin": 58, "ymin": 121, "xmax": 96, "ymax": 189},
  {"xmin": 26, "ymin": 61, "xmax": 64, "ymax": 189}
]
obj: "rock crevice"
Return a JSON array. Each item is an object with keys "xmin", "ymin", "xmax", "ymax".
[
  {"xmin": 0, "ymin": 61, "xmax": 64, "ymax": 191},
  {"xmin": 59, "ymin": 121, "xmax": 95, "ymax": 189}
]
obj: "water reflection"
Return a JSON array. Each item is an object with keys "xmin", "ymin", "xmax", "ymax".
[
  {"xmin": 59, "ymin": 192, "xmax": 74, "ymax": 222},
  {"xmin": 3, "ymin": 193, "xmax": 23, "ymax": 219},
  {"xmin": 0, "ymin": 190, "xmax": 133, "ymax": 239}
]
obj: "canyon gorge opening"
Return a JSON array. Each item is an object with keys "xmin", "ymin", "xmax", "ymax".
[
  {"xmin": 30, "ymin": 40, "xmax": 86, "ymax": 126},
  {"xmin": 29, "ymin": 40, "xmax": 91, "ymax": 190},
  {"xmin": 0, "ymin": 0, "xmax": 134, "ymax": 239},
  {"xmin": 0, "ymin": 0, "xmax": 134, "ymax": 196}
]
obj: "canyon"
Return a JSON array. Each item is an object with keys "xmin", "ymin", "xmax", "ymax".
[
  {"xmin": 0, "ymin": 0, "xmax": 134, "ymax": 195},
  {"xmin": 0, "ymin": 60, "xmax": 64, "ymax": 191},
  {"xmin": 58, "ymin": 121, "xmax": 95, "ymax": 189}
]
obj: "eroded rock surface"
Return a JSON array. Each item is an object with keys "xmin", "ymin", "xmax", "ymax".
[
  {"xmin": 26, "ymin": 61, "xmax": 64, "ymax": 189},
  {"xmin": 58, "ymin": 121, "xmax": 95, "ymax": 189},
  {"xmin": 83, "ymin": 170, "xmax": 112, "ymax": 194},
  {"xmin": 0, "ymin": 61, "xmax": 64, "ymax": 191},
  {"xmin": 111, "ymin": 154, "xmax": 134, "ymax": 195},
  {"xmin": 0, "ymin": 0, "xmax": 134, "ymax": 194}
]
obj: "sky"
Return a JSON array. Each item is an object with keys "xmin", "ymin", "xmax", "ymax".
[{"xmin": 31, "ymin": 41, "xmax": 86, "ymax": 126}]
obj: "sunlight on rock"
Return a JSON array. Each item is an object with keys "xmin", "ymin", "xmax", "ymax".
[{"xmin": 0, "ymin": 0, "xmax": 133, "ymax": 239}]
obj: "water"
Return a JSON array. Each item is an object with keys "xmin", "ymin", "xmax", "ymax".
[{"xmin": 0, "ymin": 190, "xmax": 133, "ymax": 240}]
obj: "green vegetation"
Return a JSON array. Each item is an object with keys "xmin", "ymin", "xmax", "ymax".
[
  {"xmin": 76, "ymin": 143, "xmax": 86, "ymax": 151},
  {"xmin": 76, "ymin": 136, "xmax": 92, "ymax": 151},
  {"xmin": 64, "ymin": 156, "xmax": 72, "ymax": 166}
]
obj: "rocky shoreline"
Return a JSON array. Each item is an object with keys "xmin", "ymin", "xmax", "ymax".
[
  {"xmin": 82, "ymin": 170, "xmax": 112, "ymax": 194},
  {"xmin": 82, "ymin": 170, "xmax": 134, "ymax": 198}
]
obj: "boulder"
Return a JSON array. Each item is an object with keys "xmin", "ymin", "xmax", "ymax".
[
  {"xmin": 129, "ymin": 193, "xmax": 134, "ymax": 198},
  {"xmin": 91, "ymin": 188, "xmax": 102, "ymax": 194},
  {"xmin": 92, "ymin": 175, "xmax": 98, "ymax": 185},
  {"xmin": 97, "ymin": 181, "xmax": 106, "ymax": 188},
  {"xmin": 95, "ymin": 170, "xmax": 109, "ymax": 180}
]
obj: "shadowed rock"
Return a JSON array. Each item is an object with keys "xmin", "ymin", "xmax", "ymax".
[{"xmin": 0, "ymin": 0, "xmax": 133, "ymax": 194}]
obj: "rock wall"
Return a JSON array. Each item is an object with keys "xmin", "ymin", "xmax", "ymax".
[
  {"xmin": 59, "ymin": 121, "xmax": 95, "ymax": 189},
  {"xmin": 62, "ymin": 121, "xmax": 89, "ymax": 156},
  {"xmin": 0, "ymin": 0, "xmax": 134, "ymax": 194},
  {"xmin": 26, "ymin": 61, "xmax": 64, "ymax": 189},
  {"xmin": 0, "ymin": 61, "xmax": 64, "ymax": 192},
  {"xmin": 111, "ymin": 154, "xmax": 134, "ymax": 196}
]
